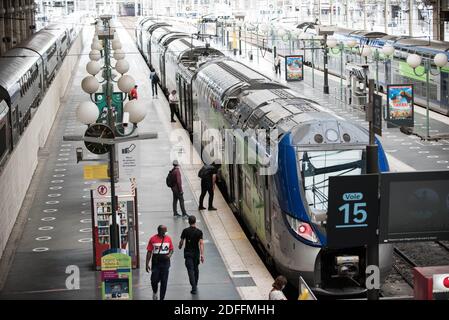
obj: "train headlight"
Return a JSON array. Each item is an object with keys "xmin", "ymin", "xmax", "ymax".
[{"xmin": 285, "ymin": 215, "xmax": 319, "ymax": 244}]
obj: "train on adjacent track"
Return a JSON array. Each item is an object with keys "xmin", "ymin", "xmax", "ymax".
[
  {"xmin": 243, "ymin": 21, "xmax": 449, "ymax": 116},
  {"xmin": 136, "ymin": 17, "xmax": 393, "ymax": 296},
  {"xmin": 0, "ymin": 17, "xmax": 82, "ymax": 172}
]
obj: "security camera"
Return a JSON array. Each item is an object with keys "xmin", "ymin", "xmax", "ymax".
[{"xmin": 122, "ymin": 112, "xmax": 129, "ymax": 127}]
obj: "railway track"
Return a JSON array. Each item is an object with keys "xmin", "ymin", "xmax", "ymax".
[{"xmin": 392, "ymin": 241, "xmax": 449, "ymax": 289}]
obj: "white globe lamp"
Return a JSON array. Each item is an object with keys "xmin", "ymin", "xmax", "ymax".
[
  {"xmin": 381, "ymin": 44, "xmax": 395, "ymax": 56},
  {"xmin": 112, "ymin": 39, "xmax": 122, "ymax": 50},
  {"xmin": 81, "ymin": 76, "xmax": 99, "ymax": 94},
  {"xmin": 361, "ymin": 46, "xmax": 372, "ymax": 57},
  {"xmin": 76, "ymin": 101, "xmax": 99, "ymax": 125},
  {"xmin": 327, "ymin": 38, "xmax": 338, "ymax": 49},
  {"xmin": 89, "ymin": 49, "xmax": 101, "ymax": 61},
  {"xmin": 86, "ymin": 61, "xmax": 102, "ymax": 76},
  {"xmin": 347, "ymin": 39, "xmax": 357, "ymax": 48},
  {"xmin": 115, "ymin": 59, "xmax": 129, "ymax": 74},
  {"xmin": 117, "ymin": 75, "xmax": 135, "ymax": 93},
  {"xmin": 124, "ymin": 100, "xmax": 146, "ymax": 124},
  {"xmin": 91, "ymin": 40, "xmax": 103, "ymax": 51},
  {"xmin": 113, "ymin": 49, "xmax": 125, "ymax": 60},
  {"xmin": 407, "ymin": 54, "xmax": 422, "ymax": 69},
  {"xmin": 434, "ymin": 53, "xmax": 448, "ymax": 68}
]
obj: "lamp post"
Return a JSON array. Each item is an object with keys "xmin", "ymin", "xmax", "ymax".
[
  {"xmin": 372, "ymin": 44, "xmax": 395, "ymax": 94},
  {"xmin": 407, "ymin": 52, "xmax": 448, "ymax": 139},
  {"xmin": 327, "ymin": 38, "xmax": 344, "ymax": 101},
  {"xmin": 79, "ymin": 16, "xmax": 146, "ymax": 250}
]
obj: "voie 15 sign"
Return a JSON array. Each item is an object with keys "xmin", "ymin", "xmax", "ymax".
[
  {"xmin": 326, "ymin": 175, "xmax": 379, "ymax": 249},
  {"xmin": 387, "ymin": 84, "xmax": 414, "ymax": 128},
  {"xmin": 285, "ymin": 55, "xmax": 304, "ymax": 81}
]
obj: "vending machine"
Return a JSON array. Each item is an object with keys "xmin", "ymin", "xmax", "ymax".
[{"xmin": 90, "ymin": 182, "xmax": 140, "ymax": 270}]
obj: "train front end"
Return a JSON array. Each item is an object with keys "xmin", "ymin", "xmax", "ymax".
[{"xmin": 272, "ymin": 114, "xmax": 392, "ymax": 296}]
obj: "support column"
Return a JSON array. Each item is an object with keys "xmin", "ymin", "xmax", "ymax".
[
  {"xmin": 0, "ymin": 0, "xmax": 5, "ymax": 55},
  {"xmin": 363, "ymin": 0, "xmax": 366, "ymax": 30},
  {"xmin": 409, "ymin": 0, "xmax": 413, "ymax": 36},
  {"xmin": 345, "ymin": 0, "xmax": 349, "ymax": 28},
  {"xmin": 384, "ymin": 0, "xmax": 388, "ymax": 34},
  {"xmin": 14, "ymin": 0, "xmax": 22, "ymax": 45},
  {"xmin": 4, "ymin": 0, "xmax": 13, "ymax": 50},
  {"xmin": 433, "ymin": 1, "xmax": 444, "ymax": 40},
  {"xmin": 20, "ymin": 0, "xmax": 26, "ymax": 43}
]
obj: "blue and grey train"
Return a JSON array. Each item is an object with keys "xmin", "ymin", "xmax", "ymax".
[
  {"xmin": 0, "ymin": 22, "xmax": 80, "ymax": 171},
  {"xmin": 136, "ymin": 20, "xmax": 393, "ymax": 295}
]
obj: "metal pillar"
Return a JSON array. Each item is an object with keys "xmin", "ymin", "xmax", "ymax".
[
  {"xmin": 323, "ymin": 33, "xmax": 329, "ymax": 94},
  {"xmin": 366, "ymin": 79, "xmax": 379, "ymax": 301},
  {"xmin": 4, "ymin": 0, "xmax": 13, "ymax": 50},
  {"xmin": 0, "ymin": 1, "xmax": 5, "ymax": 55},
  {"xmin": 14, "ymin": 0, "xmax": 22, "ymax": 45}
]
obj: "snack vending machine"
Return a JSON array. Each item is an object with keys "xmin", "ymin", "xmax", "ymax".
[{"xmin": 90, "ymin": 182, "xmax": 140, "ymax": 270}]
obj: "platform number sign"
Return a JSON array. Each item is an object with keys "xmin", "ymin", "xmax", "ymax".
[{"xmin": 326, "ymin": 174, "xmax": 379, "ymax": 249}]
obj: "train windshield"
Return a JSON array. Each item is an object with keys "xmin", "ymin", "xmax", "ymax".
[{"xmin": 298, "ymin": 149, "xmax": 365, "ymax": 211}]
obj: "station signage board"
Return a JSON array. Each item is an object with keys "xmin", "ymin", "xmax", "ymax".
[
  {"xmin": 118, "ymin": 141, "xmax": 140, "ymax": 181},
  {"xmin": 379, "ymin": 170, "xmax": 449, "ymax": 243},
  {"xmin": 101, "ymin": 249, "xmax": 132, "ymax": 300},
  {"xmin": 285, "ymin": 55, "xmax": 304, "ymax": 81},
  {"xmin": 386, "ymin": 84, "xmax": 414, "ymax": 128},
  {"xmin": 373, "ymin": 93, "xmax": 382, "ymax": 136},
  {"xmin": 326, "ymin": 174, "xmax": 379, "ymax": 249}
]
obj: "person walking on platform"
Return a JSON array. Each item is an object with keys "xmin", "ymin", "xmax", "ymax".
[
  {"xmin": 129, "ymin": 85, "xmax": 138, "ymax": 100},
  {"xmin": 269, "ymin": 275, "xmax": 288, "ymax": 300},
  {"xmin": 198, "ymin": 162, "xmax": 218, "ymax": 211},
  {"xmin": 168, "ymin": 90, "xmax": 178, "ymax": 123},
  {"xmin": 167, "ymin": 160, "xmax": 188, "ymax": 217},
  {"xmin": 146, "ymin": 225, "xmax": 174, "ymax": 300},
  {"xmin": 150, "ymin": 66, "xmax": 159, "ymax": 98},
  {"xmin": 274, "ymin": 54, "xmax": 282, "ymax": 76},
  {"xmin": 178, "ymin": 215, "xmax": 204, "ymax": 295}
]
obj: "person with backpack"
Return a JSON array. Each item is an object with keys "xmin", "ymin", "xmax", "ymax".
[
  {"xmin": 146, "ymin": 225, "xmax": 174, "ymax": 300},
  {"xmin": 166, "ymin": 160, "xmax": 188, "ymax": 217},
  {"xmin": 149, "ymin": 66, "xmax": 159, "ymax": 98},
  {"xmin": 178, "ymin": 215, "xmax": 204, "ymax": 295},
  {"xmin": 198, "ymin": 161, "xmax": 218, "ymax": 211},
  {"xmin": 168, "ymin": 90, "xmax": 178, "ymax": 123}
]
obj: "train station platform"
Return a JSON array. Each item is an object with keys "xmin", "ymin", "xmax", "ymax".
[
  {"xmin": 0, "ymin": 23, "xmax": 273, "ymax": 300},
  {"xmin": 210, "ymin": 38, "xmax": 449, "ymax": 173}
]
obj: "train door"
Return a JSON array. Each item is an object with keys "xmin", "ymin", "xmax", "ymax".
[
  {"xmin": 177, "ymin": 74, "xmax": 184, "ymax": 125},
  {"xmin": 263, "ymin": 175, "xmax": 271, "ymax": 243},
  {"xmin": 187, "ymin": 84, "xmax": 193, "ymax": 133},
  {"xmin": 440, "ymin": 72, "xmax": 449, "ymax": 113},
  {"xmin": 0, "ymin": 101, "xmax": 10, "ymax": 167},
  {"xmin": 160, "ymin": 51, "xmax": 166, "ymax": 90}
]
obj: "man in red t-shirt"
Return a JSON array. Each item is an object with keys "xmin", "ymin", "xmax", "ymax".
[{"xmin": 145, "ymin": 225, "xmax": 174, "ymax": 300}]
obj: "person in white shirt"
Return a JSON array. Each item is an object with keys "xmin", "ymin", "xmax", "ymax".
[
  {"xmin": 269, "ymin": 275, "xmax": 288, "ymax": 300},
  {"xmin": 274, "ymin": 55, "xmax": 282, "ymax": 76},
  {"xmin": 168, "ymin": 90, "xmax": 178, "ymax": 123}
]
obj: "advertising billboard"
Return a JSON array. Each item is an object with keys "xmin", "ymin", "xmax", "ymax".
[
  {"xmin": 285, "ymin": 55, "xmax": 304, "ymax": 81},
  {"xmin": 386, "ymin": 84, "xmax": 414, "ymax": 128}
]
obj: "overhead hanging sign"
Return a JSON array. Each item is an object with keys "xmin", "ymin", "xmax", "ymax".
[
  {"xmin": 386, "ymin": 84, "xmax": 414, "ymax": 128},
  {"xmin": 285, "ymin": 55, "xmax": 304, "ymax": 81},
  {"xmin": 118, "ymin": 141, "xmax": 140, "ymax": 181}
]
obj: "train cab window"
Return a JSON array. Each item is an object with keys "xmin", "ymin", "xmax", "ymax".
[{"xmin": 298, "ymin": 149, "xmax": 364, "ymax": 211}]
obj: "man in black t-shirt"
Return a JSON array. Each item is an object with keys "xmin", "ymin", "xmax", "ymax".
[{"xmin": 179, "ymin": 215, "xmax": 204, "ymax": 294}]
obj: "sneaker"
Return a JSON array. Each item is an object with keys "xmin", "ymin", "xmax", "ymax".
[
  {"xmin": 171, "ymin": 120, "xmax": 176, "ymax": 123},
  {"xmin": 174, "ymin": 213, "xmax": 182, "ymax": 217},
  {"xmin": 190, "ymin": 288, "xmax": 197, "ymax": 295},
  {"xmin": 208, "ymin": 207, "xmax": 217, "ymax": 211},
  {"xmin": 198, "ymin": 206, "xmax": 206, "ymax": 210},
  {"xmin": 153, "ymin": 292, "xmax": 158, "ymax": 300}
]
